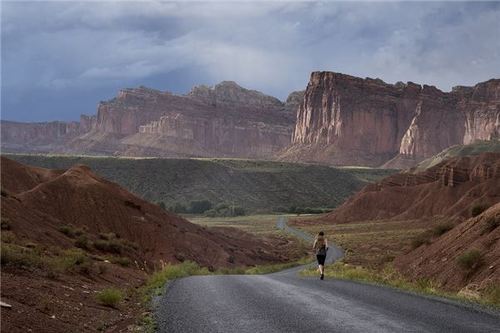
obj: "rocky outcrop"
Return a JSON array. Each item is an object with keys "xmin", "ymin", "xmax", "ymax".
[
  {"xmin": 0, "ymin": 120, "xmax": 82, "ymax": 153},
  {"xmin": 282, "ymin": 72, "xmax": 500, "ymax": 167},
  {"xmin": 316, "ymin": 153, "xmax": 500, "ymax": 223},
  {"xmin": 71, "ymin": 83, "xmax": 296, "ymax": 158}
]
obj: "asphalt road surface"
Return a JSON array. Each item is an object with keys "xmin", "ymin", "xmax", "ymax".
[{"xmin": 155, "ymin": 217, "xmax": 500, "ymax": 333}]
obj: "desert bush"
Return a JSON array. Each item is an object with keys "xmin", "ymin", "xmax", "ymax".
[
  {"xmin": 98, "ymin": 232, "xmax": 117, "ymax": 241},
  {"xmin": 94, "ymin": 238, "xmax": 138, "ymax": 254},
  {"xmin": 74, "ymin": 235, "xmax": 91, "ymax": 250},
  {"xmin": 482, "ymin": 216, "xmax": 499, "ymax": 235},
  {"xmin": 169, "ymin": 202, "xmax": 188, "ymax": 213},
  {"xmin": 483, "ymin": 284, "xmax": 500, "ymax": 306},
  {"xmin": 58, "ymin": 225, "xmax": 85, "ymax": 238},
  {"xmin": 456, "ymin": 249, "xmax": 483, "ymax": 271},
  {"xmin": 431, "ymin": 223, "xmax": 454, "ymax": 237},
  {"xmin": 54, "ymin": 248, "xmax": 90, "ymax": 272},
  {"xmin": 288, "ymin": 206, "xmax": 329, "ymax": 214},
  {"xmin": 411, "ymin": 231, "xmax": 432, "ymax": 249},
  {"xmin": 188, "ymin": 200, "xmax": 213, "ymax": 214},
  {"xmin": 204, "ymin": 204, "xmax": 246, "ymax": 217},
  {"xmin": 0, "ymin": 243, "xmax": 43, "ymax": 268},
  {"xmin": 108, "ymin": 256, "xmax": 132, "ymax": 267},
  {"xmin": 471, "ymin": 203, "xmax": 489, "ymax": 217},
  {"xmin": 1, "ymin": 218, "xmax": 11, "ymax": 230},
  {"xmin": 96, "ymin": 288, "xmax": 123, "ymax": 308}
]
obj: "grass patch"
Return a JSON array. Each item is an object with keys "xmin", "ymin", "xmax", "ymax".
[
  {"xmin": 431, "ymin": 223, "xmax": 454, "ymax": 236},
  {"xmin": 96, "ymin": 288, "xmax": 123, "ymax": 308},
  {"xmin": 456, "ymin": 249, "xmax": 483, "ymax": 272},
  {"xmin": 94, "ymin": 237, "xmax": 138, "ymax": 254},
  {"xmin": 106, "ymin": 256, "xmax": 132, "ymax": 267},
  {"xmin": 74, "ymin": 235, "xmax": 91, "ymax": 250},
  {"xmin": 141, "ymin": 261, "xmax": 210, "ymax": 302},
  {"xmin": 0, "ymin": 242, "xmax": 44, "ymax": 269},
  {"xmin": 58, "ymin": 224, "xmax": 85, "ymax": 238},
  {"xmin": 484, "ymin": 284, "xmax": 500, "ymax": 305}
]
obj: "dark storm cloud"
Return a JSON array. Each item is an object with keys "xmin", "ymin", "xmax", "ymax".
[{"xmin": 1, "ymin": 1, "xmax": 499, "ymax": 121}]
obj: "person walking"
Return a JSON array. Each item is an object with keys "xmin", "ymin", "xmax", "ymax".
[{"xmin": 313, "ymin": 231, "xmax": 328, "ymax": 280}]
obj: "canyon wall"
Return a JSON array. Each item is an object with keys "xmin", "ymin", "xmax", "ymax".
[
  {"xmin": 0, "ymin": 120, "xmax": 82, "ymax": 153},
  {"xmin": 282, "ymin": 72, "xmax": 500, "ymax": 167},
  {"xmin": 2, "ymin": 72, "xmax": 498, "ymax": 166},
  {"xmin": 6, "ymin": 82, "xmax": 299, "ymax": 158}
]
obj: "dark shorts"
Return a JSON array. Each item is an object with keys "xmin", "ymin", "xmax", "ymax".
[{"xmin": 316, "ymin": 254, "xmax": 326, "ymax": 265}]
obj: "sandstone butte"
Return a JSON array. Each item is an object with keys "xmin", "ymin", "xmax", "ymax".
[
  {"xmin": 1, "ymin": 82, "xmax": 302, "ymax": 159},
  {"xmin": 282, "ymin": 72, "xmax": 500, "ymax": 167},
  {"xmin": 1, "ymin": 72, "xmax": 499, "ymax": 167}
]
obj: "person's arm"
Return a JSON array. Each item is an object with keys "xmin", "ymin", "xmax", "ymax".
[
  {"xmin": 325, "ymin": 238, "xmax": 329, "ymax": 250},
  {"xmin": 312, "ymin": 239, "xmax": 317, "ymax": 251}
]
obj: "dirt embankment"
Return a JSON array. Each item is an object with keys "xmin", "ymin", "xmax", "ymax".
[
  {"xmin": 0, "ymin": 156, "xmax": 303, "ymax": 332},
  {"xmin": 318, "ymin": 153, "xmax": 500, "ymax": 224},
  {"xmin": 395, "ymin": 203, "xmax": 500, "ymax": 292},
  {"xmin": 301, "ymin": 153, "xmax": 500, "ymax": 294}
]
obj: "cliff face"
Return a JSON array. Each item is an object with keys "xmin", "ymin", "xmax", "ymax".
[
  {"xmin": 283, "ymin": 72, "xmax": 500, "ymax": 167},
  {"xmin": 69, "ymin": 83, "xmax": 296, "ymax": 158},
  {"xmin": 0, "ymin": 120, "xmax": 82, "ymax": 153}
]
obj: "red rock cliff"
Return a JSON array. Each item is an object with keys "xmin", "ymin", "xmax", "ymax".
[{"xmin": 283, "ymin": 72, "xmax": 500, "ymax": 167}]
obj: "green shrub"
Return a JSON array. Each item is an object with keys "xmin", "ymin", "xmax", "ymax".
[
  {"xmin": 94, "ymin": 238, "xmax": 137, "ymax": 254},
  {"xmin": 483, "ymin": 284, "xmax": 500, "ymax": 306},
  {"xmin": 188, "ymin": 200, "xmax": 213, "ymax": 214},
  {"xmin": 108, "ymin": 256, "xmax": 132, "ymax": 267},
  {"xmin": 471, "ymin": 203, "xmax": 489, "ymax": 217},
  {"xmin": 411, "ymin": 231, "xmax": 432, "ymax": 249},
  {"xmin": 57, "ymin": 225, "xmax": 85, "ymax": 238},
  {"xmin": 169, "ymin": 202, "xmax": 188, "ymax": 213},
  {"xmin": 74, "ymin": 235, "xmax": 91, "ymax": 250},
  {"xmin": 482, "ymin": 216, "xmax": 499, "ymax": 235},
  {"xmin": 0, "ymin": 243, "xmax": 43, "ymax": 268},
  {"xmin": 431, "ymin": 223, "xmax": 453, "ymax": 237},
  {"xmin": 96, "ymin": 288, "xmax": 123, "ymax": 308},
  {"xmin": 54, "ymin": 248, "xmax": 90, "ymax": 273},
  {"xmin": 98, "ymin": 232, "xmax": 117, "ymax": 241},
  {"xmin": 456, "ymin": 249, "xmax": 483, "ymax": 271}
]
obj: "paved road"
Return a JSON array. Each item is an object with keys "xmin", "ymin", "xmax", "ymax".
[{"xmin": 155, "ymin": 217, "xmax": 500, "ymax": 333}]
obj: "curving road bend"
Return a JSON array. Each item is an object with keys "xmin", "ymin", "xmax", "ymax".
[{"xmin": 155, "ymin": 217, "xmax": 500, "ymax": 333}]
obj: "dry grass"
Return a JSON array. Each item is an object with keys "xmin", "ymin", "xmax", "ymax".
[
  {"xmin": 185, "ymin": 214, "xmax": 296, "ymax": 235},
  {"xmin": 291, "ymin": 217, "xmax": 430, "ymax": 269}
]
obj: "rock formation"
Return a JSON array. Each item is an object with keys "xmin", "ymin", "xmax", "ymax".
[
  {"xmin": 2, "ymin": 72, "xmax": 498, "ymax": 166},
  {"xmin": 282, "ymin": 72, "xmax": 500, "ymax": 167},
  {"xmin": 3, "ymin": 82, "xmax": 300, "ymax": 158},
  {"xmin": 0, "ymin": 120, "xmax": 82, "ymax": 153},
  {"xmin": 316, "ymin": 153, "xmax": 500, "ymax": 223}
]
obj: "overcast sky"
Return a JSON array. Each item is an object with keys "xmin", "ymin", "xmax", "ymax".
[{"xmin": 2, "ymin": 1, "xmax": 500, "ymax": 122}]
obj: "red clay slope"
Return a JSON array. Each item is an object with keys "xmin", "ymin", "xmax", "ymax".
[
  {"xmin": 0, "ymin": 156, "xmax": 296, "ymax": 268},
  {"xmin": 395, "ymin": 203, "xmax": 500, "ymax": 292},
  {"xmin": 318, "ymin": 153, "xmax": 500, "ymax": 224}
]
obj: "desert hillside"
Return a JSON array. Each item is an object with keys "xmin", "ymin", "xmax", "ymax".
[
  {"xmin": 5, "ymin": 154, "xmax": 395, "ymax": 213},
  {"xmin": 395, "ymin": 203, "xmax": 499, "ymax": 292},
  {"xmin": 1, "ymin": 156, "xmax": 305, "ymax": 332},
  {"xmin": 0, "ymin": 156, "xmax": 300, "ymax": 267},
  {"xmin": 316, "ymin": 153, "xmax": 500, "ymax": 224}
]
